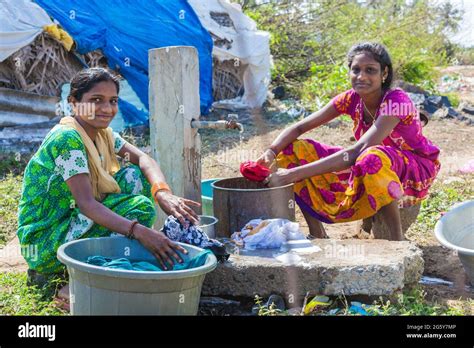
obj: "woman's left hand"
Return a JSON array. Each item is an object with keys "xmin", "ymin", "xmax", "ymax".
[
  {"xmin": 264, "ymin": 168, "xmax": 297, "ymax": 187},
  {"xmin": 155, "ymin": 191, "xmax": 201, "ymax": 225}
]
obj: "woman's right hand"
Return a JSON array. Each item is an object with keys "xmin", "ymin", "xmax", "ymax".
[
  {"xmin": 256, "ymin": 148, "xmax": 277, "ymax": 168},
  {"xmin": 133, "ymin": 224, "xmax": 188, "ymax": 270}
]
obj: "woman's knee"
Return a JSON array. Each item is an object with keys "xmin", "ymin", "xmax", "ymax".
[{"xmin": 358, "ymin": 145, "xmax": 386, "ymax": 158}]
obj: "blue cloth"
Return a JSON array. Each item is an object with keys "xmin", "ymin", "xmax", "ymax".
[
  {"xmin": 36, "ymin": 0, "xmax": 214, "ymax": 126},
  {"xmin": 86, "ymin": 249, "xmax": 211, "ymax": 271}
]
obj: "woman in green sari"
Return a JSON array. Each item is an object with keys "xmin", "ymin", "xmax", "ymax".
[{"xmin": 17, "ymin": 68, "xmax": 200, "ymax": 283}]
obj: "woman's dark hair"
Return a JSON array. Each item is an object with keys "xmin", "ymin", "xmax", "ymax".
[
  {"xmin": 68, "ymin": 67, "xmax": 120, "ymax": 101},
  {"xmin": 347, "ymin": 42, "xmax": 393, "ymax": 91}
]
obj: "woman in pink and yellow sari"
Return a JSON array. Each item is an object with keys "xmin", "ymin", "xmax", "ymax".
[{"xmin": 257, "ymin": 43, "xmax": 440, "ymax": 241}]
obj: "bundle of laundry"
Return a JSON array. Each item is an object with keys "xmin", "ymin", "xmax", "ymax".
[
  {"xmin": 231, "ymin": 218, "xmax": 305, "ymax": 250},
  {"xmin": 161, "ymin": 215, "xmax": 229, "ymax": 262},
  {"xmin": 240, "ymin": 160, "xmax": 271, "ymax": 182}
]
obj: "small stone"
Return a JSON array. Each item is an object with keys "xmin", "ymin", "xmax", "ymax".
[
  {"xmin": 459, "ymin": 102, "xmax": 474, "ymax": 116},
  {"xmin": 287, "ymin": 307, "xmax": 303, "ymax": 316},
  {"xmin": 427, "ymin": 95, "xmax": 443, "ymax": 107},
  {"xmin": 432, "ymin": 107, "xmax": 448, "ymax": 120},
  {"xmin": 447, "ymin": 107, "xmax": 461, "ymax": 119},
  {"xmin": 326, "ymin": 119, "xmax": 342, "ymax": 128},
  {"xmin": 272, "ymin": 86, "xmax": 285, "ymax": 100}
]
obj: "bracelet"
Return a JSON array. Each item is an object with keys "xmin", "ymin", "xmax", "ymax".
[
  {"xmin": 152, "ymin": 182, "xmax": 172, "ymax": 203},
  {"xmin": 267, "ymin": 148, "xmax": 277, "ymax": 159},
  {"xmin": 127, "ymin": 219, "xmax": 139, "ymax": 239}
]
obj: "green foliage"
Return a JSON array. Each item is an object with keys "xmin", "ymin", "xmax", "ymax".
[
  {"xmin": 443, "ymin": 92, "xmax": 460, "ymax": 108},
  {"xmin": 398, "ymin": 58, "xmax": 438, "ymax": 93},
  {"xmin": 0, "ymin": 153, "xmax": 30, "ymax": 178},
  {"xmin": 254, "ymin": 295, "xmax": 283, "ymax": 316},
  {"xmin": 418, "ymin": 177, "xmax": 472, "ymax": 230},
  {"xmin": 245, "ymin": 0, "xmax": 464, "ymax": 106},
  {"xmin": 0, "ymin": 272, "xmax": 67, "ymax": 315},
  {"xmin": 366, "ymin": 287, "xmax": 469, "ymax": 316},
  {"xmin": 302, "ymin": 63, "xmax": 351, "ymax": 111},
  {"xmin": 0, "ymin": 174, "xmax": 22, "ymax": 246},
  {"xmin": 454, "ymin": 46, "xmax": 474, "ymax": 65}
]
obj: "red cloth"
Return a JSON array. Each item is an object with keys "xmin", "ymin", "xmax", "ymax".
[{"xmin": 240, "ymin": 161, "xmax": 272, "ymax": 182}]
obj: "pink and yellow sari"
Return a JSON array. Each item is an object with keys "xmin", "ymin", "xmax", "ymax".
[{"xmin": 276, "ymin": 88, "xmax": 441, "ymax": 223}]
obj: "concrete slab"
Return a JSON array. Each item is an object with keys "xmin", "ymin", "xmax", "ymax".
[{"xmin": 202, "ymin": 239, "xmax": 424, "ymax": 299}]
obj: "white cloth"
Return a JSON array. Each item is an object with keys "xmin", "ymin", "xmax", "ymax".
[
  {"xmin": 0, "ymin": 0, "xmax": 52, "ymax": 62},
  {"xmin": 189, "ymin": 0, "xmax": 271, "ymax": 108},
  {"xmin": 231, "ymin": 218, "xmax": 306, "ymax": 250}
]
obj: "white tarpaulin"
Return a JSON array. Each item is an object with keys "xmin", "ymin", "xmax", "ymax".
[
  {"xmin": 189, "ymin": 0, "xmax": 271, "ymax": 108},
  {"xmin": 0, "ymin": 0, "xmax": 52, "ymax": 62}
]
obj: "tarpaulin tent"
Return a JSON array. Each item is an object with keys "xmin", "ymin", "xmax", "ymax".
[
  {"xmin": 0, "ymin": 0, "xmax": 52, "ymax": 62},
  {"xmin": 35, "ymin": 0, "xmax": 214, "ymax": 126},
  {"xmin": 189, "ymin": 0, "xmax": 271, "ymax": 109}
]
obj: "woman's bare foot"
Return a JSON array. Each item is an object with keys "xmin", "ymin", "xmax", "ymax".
[
  {"xmin": 54, "ymin": 284, "xmax": 70, "ymax": 312},
  {"xmin": 301, "ymin": 209, "xmax": 329, "ymax": 239}
]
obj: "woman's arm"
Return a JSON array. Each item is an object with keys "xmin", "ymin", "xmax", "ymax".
[
  {"xmin": 117, "ymin": 142, "xmax": 200, "ymax": 224},
  {"xmin": 267, "ymin": 115, "xmax": 401, "ymax": 186},
  {"xmin": 66, "ymin": 174, "xmax": 187, "ymax": 269},
  {"xmin": 257, "ymin": 101, "xmax": 340, "ymax": 167},
  {"xmin": 117, "ymin": 142, "xmax": 165, "ymax": 188}
]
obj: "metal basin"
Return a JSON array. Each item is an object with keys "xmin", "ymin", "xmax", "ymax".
[
  {"xmin": 198, "ymin": 215, "xmax": 218, "ymax": 239},
  {"xmin": 435, "ymin": 200, "xmax": 474, "ymax": 285},
  {"xmin": 212, "ymin": 177, "xmax": 295, "ymax": 237}
]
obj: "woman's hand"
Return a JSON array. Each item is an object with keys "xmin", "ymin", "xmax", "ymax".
[
  {"xmin": 264, "ymin": 168, "xmax": 297, "ymax": 187},
  {"xmin": 134, "ymin": 224, "xmax": 188, "ymax": 270},
  {"xmin": 155, "ymin": 191, "xmax": 200, "ymax": 225},
  {"xmin": 256, "ymin": 148, "xmax": 277, "ymax": 168}
]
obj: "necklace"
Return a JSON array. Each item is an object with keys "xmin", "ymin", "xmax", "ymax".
[{"xmin": 362, "ymin": 101, "xmax": 379, "ymax": 124}]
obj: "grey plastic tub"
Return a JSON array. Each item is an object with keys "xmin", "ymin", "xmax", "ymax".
[
  {"xmin": 435, "ymin": 200, "xmax": 474, "ymax": 285},
  {"xmin": 57, "ymin": 237, "xmax": 217, "ymax": 315}
]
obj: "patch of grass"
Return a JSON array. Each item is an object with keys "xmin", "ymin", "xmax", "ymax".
[
  {"xmin": 442, "ymin": 92, "xmax": 460, "ymax": 108},
  {"xmin": 253, "ymin": 295, "xmax": 283, "ymax": 316},
  {"xmin": 0, "ymin": 174, "xmax": 23, "ymax": 246},
  {"xmin": 0, "ymin": 272, "xmax": 67, "ymax": 315},
  {"xmin": 366, "ymin": 287, "xmax": 470, "ymax": 316},
  {"xmin": 339, "ymin": 115, "xmax": 352, "ymax": 123},
  {"xmin": 406, "ymin": 174, "xmax": 474, "ymax": 244}
]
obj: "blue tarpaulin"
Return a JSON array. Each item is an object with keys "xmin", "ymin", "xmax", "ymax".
[{"xmin": 35, "ymin": 0, "xmax": 213, "ymax": 126}]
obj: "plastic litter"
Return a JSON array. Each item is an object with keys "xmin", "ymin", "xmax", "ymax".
[
  {"xmin": 348, "ymin": 301, "xmax": 369, "ymax": 315},
  {"xmin": 419, "ymin": 276, "xmax": 453, "ymax": 286},
  {"xmin": 304, "ymin": 295, "xmax": 331, "ymax": 315}
]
